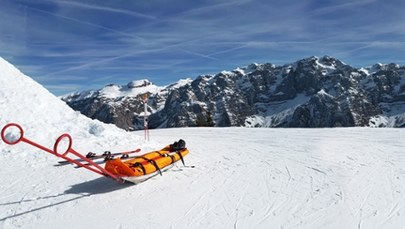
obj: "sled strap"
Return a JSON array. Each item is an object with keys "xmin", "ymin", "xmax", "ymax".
[
  {"xmin": 160, "ymin": 152, "xmax": 175, "ymax": 163},
  {"xmin": 133, "ymin": 156, "xmax": 162, "ymax": 176},
  {"xmin": 130, "ymin": 162, "xmax": 146, "ymax": 175},
  {"xmin": 147, "ymin": 158, "xmax": 162, "ymax": 176},
  {"xmin": 176, "ymin": 151, "xmax": 185, "ymax": 166},
  {"xmin": 156, "ymin": 151, "xmax": 166, "ymax": 157},
  {"xmin": 168, "ymin": 154, "xmax": 175, "ymax": 163}
]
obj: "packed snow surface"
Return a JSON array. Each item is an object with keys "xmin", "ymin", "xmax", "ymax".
[
  {"xmin": 1, "ymin": 57, "xmax": 405, "ymax": 228},
  {"xmin": 1, "ymin": 128, "xmax": 405, "ymax": 229}
]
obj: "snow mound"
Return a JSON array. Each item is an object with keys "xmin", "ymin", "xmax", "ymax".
[{"xmin": 0, "ymin": 57, "xmax": 144, "ymax": 156}]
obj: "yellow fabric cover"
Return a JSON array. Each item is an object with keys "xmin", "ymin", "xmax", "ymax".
[{"xmin": 105, "ymin": 146, "xmax": 189, "ymax": 177}]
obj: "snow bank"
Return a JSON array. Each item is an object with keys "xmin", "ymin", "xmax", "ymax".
[{"xmin": 0, "ymin": 57, "xmax": 145, "ymax": 159}]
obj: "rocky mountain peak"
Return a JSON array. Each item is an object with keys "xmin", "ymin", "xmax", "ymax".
[
  {"xmin": 127, "ymin": 79, "xmax": 152, "ymax": 88},
  {"xmin": 62, "ymin": 56, "xmax": 405, "ymax": 129}
]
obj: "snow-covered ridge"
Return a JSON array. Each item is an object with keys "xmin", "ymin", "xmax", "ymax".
[
  {"xmin": 164, "ymin": 78, "xmax": 193, "ymax": 89},
  {"xmin": 60, "ymin": 76, "xmax": 194, "ymax": 130},
  {"xmin": 64, "ymin": 78, "xmax": 193, "ymax": 103},
  {"xmin": 99, "ymin": 79, "xmax": 162, "ymax": 99},
  {"xmin": 62, "ymin": 55, "xmax": 405, "ymax": 129},
  {"xmin": 0, "ymin": 57, "xmax": 143, "ymax": 153}
]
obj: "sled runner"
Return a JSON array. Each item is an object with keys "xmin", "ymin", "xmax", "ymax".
[{"xmin": 1, "ymin": 123, "xmax": 189, "ymax": 184}]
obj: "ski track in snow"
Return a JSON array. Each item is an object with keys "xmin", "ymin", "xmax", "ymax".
[{"xmin": 2, "ymin": 127, "xmax": 403, "ymax": 229}]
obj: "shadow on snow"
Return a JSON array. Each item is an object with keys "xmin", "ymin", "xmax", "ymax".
[{"xmin": 0, "ymin": 177, "xmax": 133, "ymax": 222}]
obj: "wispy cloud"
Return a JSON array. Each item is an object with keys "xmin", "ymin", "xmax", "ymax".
[
  {"xmin": 182, "ymin": 50, "xmax": 219, "ymax": 61},
  {"xmin": 2, "ymin": 0, "xmax": 405, "ymax": 95},
  {"xmin": 310, "ymin": 0, "xmax": 379, "ymax": 15},
  {"xmin": 175, "ymin": 0, "xmax": 253, "ymax": 18},
  {"xmin": 54, "ymin": 0, "xmax": 157, "ymax": 20},
  {"xmin": 28, "ymin": 6, "xmax": 145, "ymax": 42}
]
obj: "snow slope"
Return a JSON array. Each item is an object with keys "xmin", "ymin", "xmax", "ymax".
[
  {"xmin": 1, "ymin": 127, "xmax": 405, "ymax": 229},
  {"xmin": 0, "ymin": 57, "xmax": 146, "ymax": 153},
  {"xmin": 1, "ymin": 58, "xmax": 405, "ymax": 229}
]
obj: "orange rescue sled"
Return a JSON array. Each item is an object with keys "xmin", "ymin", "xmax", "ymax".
[{"xmin": 105, "ymin": 146, "xmax": 189, "ymax": 177}]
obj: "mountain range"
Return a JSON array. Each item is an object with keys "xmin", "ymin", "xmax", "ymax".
[{"xmin": 62, "ymin": 56, "xmax": 405, "ymax": 130}]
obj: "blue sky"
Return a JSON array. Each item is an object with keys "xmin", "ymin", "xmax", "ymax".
[{"xmin": 1, "ymin": 0, "xmax": 405, "ymax": 95}]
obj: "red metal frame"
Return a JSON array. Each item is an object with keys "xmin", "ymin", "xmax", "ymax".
[{"xmin": 1, "ymin": 123, "xmax": 124, "ymax": 183}]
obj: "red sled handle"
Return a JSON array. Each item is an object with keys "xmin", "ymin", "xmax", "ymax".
[{"xmin": 1, "ymin": 123, "xmax": 124, "ymax": 183}]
